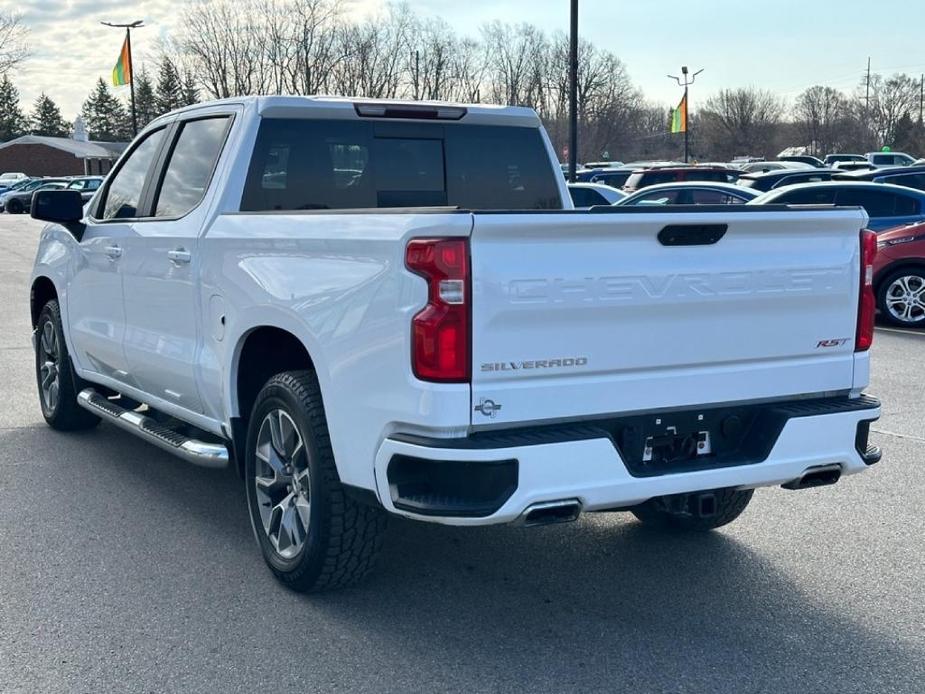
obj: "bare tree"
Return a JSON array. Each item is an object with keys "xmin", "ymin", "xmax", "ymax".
[
  {"xmin": 699, "ymin": 87, "xmax": 786, "ymax": 159},
  {"xmin": 0, "ymin": 11, "xmax": 28, "ymax": 75},
  {"xmin": 793, "ymin": 85, "xmax": 849, "ymax": 155}
]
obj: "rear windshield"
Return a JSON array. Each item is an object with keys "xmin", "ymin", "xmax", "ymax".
[{"xmin": 240, "ymin": 118, "xmax": 562, "ymax": 211}]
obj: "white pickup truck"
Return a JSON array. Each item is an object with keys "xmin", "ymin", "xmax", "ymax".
[{"xmin": 29, "ymin": 96, "xmax": 882, "ymax": 592}]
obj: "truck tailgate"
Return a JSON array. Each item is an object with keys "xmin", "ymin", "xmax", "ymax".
[{"xmin": 469, "ymin": 207, "xmax": 867, "ymax": 427}]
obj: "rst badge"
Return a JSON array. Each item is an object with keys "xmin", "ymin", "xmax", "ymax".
[{"xmin": 816, "ymin": 338, "xmax": 850, "ymax": 348}]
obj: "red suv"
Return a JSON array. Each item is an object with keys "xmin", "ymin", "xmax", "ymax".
[
  {"xmin": 874, "ymin": 222, "xmax": 925, "ymax": 327},
  {"xmin": 622, "ymin": 166, "xmax": 739, "ymax": 193}
]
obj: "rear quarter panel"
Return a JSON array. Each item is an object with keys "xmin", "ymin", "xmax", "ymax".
[{"xmin": 200, "ymin": 211, "xmax": 474, "ymax": 490}]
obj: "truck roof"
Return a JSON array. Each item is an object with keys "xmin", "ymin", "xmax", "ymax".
[{"xmin": 160, "ymin": 95, "xmax": 542, "ymax": 128}]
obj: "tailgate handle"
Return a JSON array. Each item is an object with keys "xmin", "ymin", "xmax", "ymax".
[{"xmin": 657, "ymin": 224, "xmax": 727, "ymax": 246}]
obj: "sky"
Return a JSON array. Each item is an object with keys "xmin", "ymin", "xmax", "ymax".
[{"xmin": 9, "ymin": 0, "xmax": 925, "ymax": 121}]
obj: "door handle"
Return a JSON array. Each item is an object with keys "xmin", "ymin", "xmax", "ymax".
[
  {"xmin": 167, "ymin": 248, "xmax": 191, "ymax": 265},
  {"xmin": 104, "ymin": 244, "xmax": 122, "ymax": 260}
]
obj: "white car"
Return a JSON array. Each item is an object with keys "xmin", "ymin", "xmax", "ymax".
[
  {"xmin": 0, "ymin": 171, "xmax": 27, "ymax": 185},
  {"xmin": 568, "ymin": 182, "xmax": 626, "ymax": 208},
  {"xmin": 28, "ymin": 96, "xmax": 882, "ymax": 592},
  {"xmin": 867, "ymin": 151, "xmax": 917, "ymax": 168}
]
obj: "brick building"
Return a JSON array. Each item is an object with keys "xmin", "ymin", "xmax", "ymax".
[{"xmin": 0, "ymin": 136, "xmax": 127, "ymax": 177}]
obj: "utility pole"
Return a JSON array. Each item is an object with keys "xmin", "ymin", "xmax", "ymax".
[
  {"xmin": 101, "ymin": 20, "xmax": 144, "ymax": 136},
  {"xmin": 668, "ymin": 66, "xmax": 703, "ymax": 163},
  {"xmin": 919, "ymin": 75, "xmax": 925, "ymax": 125},
  {"xmin": 865, "ymin": 57, "xmax": 871, "ymax": 120},
  {"xmin": 567, "ymin": 0, "xmax": 578, "ymax": 182}
]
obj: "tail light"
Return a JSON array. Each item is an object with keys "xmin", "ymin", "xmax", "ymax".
[
  {"xmin": 856, "ymin": 229, "xmax": 877, "ymax": 351},
  {"xmin": 406, "ymin": 238, "xmax": 470, "ymax": 382}
]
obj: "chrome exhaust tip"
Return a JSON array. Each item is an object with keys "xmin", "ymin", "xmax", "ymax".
[
  {"xmin": 781, "ymin": 463, "xmax": 842, "ymax": 490},
  {"xmin": 516, "ymin": 499, "xmax": 582, "ymax": 527}
]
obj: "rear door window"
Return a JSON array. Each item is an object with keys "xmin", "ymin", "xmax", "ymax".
[
  {"xmin": 569, "ymin": 187, "xmax": 607, "ymax": 207},
  {"xmin": 835, "ymin": 189, "xmax": 902, "ymax": 217},
  {"xmin": 154, "ymin": 116, "xmax": 231, "ymax": 218},
  {"xmin": 882, "ymin": 174, "xmax": 925, "ymax": 192},
  {"xmin": 241, "ymin": 118, "xmax": 561, "ymax": 211},
  {"xmin": 773, "ymin": 188, "xmax": 837, "ymax": 205}
]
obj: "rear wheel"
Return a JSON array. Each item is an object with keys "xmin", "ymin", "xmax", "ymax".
[
  {"xmin": 35, "ymin": 300, "xmax": 100, "ymax": 431},
  {"xmin": 878, "ymin": 268, "xmax": 925, "ymax": 327},
  {"xmin": 245, "ymin": 370, "xmax": 387, "ymax": 592},
  {"xmin": 631, "ymin": 487, "xmax": 753, "ymax": 531}
]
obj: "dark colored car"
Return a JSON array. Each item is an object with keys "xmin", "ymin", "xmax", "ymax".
[
  {"xmin": 581, "ymin": 168, "xmax": 636, "ymax": 188},
  {"xmin": 1, "ymin": 178, "xmax": 69, "ymax": 213},
  {"xmin": 622, "ymin": 166, "xmax": 739, "ymax": 193},
  {"xmin": 873, "ymin": 222, "xmax": 925, "ymax": 327},
  {"xmin": 779, "ymin": 155, "xmax": 825, "ymax": 168},
  {"xmin": 737, "ymin": 168, "xmax": 839, "ymax": 192},
  {"xmin": 833, "ymin": 165, "xmax": 925, "ymax": 193},
  {"xmin": 750, "ymin": 182, "xmax": 925, "ymax": 232}
]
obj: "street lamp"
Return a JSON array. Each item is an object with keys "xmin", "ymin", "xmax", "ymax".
[
  {"xmin": 668, "ymin": 66, "xmax": 703, "ymax": 163},
  {"xmin": 568, "ymin": 0, "xmax": 578, "ymax": 182}
]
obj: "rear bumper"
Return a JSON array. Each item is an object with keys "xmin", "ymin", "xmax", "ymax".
[{"xmin": 373, "ymin": 396, "xmax": 881, "ymax": 526}]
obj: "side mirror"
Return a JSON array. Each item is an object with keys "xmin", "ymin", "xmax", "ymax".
[{"xmin": 31, "ymin": 189, "xmax": 85, "ymax": 225}]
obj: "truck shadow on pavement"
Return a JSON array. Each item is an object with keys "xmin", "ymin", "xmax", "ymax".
[{"xmin": 2, "ymin": 423, "xmax": 922, "ymax": 693}]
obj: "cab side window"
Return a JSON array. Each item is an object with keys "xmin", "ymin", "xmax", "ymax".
[
  {"xmin": 154, "ymin": 117, "xmax": 231, "ymax": 218},
  {"xmin": 100, "ymin": 128, "xmax": 166, "ymax": 220}
]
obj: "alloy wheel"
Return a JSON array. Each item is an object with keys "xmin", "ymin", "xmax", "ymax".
[
  {"xmin": 38, "ymin": 320, "xmax": 60, "ymax": 414},
  {"xmin": 254, "ymin": 409, "xmax": 311, "ymax": 559},
  {"xmin": 885, "ymin": 274, "xmax": 925, "ymax": 324}
]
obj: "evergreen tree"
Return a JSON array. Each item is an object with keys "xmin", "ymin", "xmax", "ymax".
[
  {"xmin": 181, "ymin": 71, "xmax": 199, "ymax": 107},
  {"xmin": 0, "ymin": 75, "xmax": 26, "ymax": 141},
  {"xmin": 81, "ymin": 77, "xmax": 130, "ymax": 141},
  {"xmin": 155, "ymin": 57, "xmax": 183, "ymax": 114},
  {"xmin": 30, "ymin": 93, "xmax": 69, "ymax": 137},
  {"xmin": 133, "ymin": 68, "xmax": 159, "ymax": 126}
]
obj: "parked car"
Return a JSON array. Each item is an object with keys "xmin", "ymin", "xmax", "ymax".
[
  {"xmin": 65, "ymin": 176, "xmax": 105, "ymax": 201},
  {"xmin": 749, "ymin": 181, "xmax": 925, "ymax": 232},
  {"xmin": 567, "ymin": 182, "xmax": 625, "ymax": 208},
  {"xmin": 622, "ymin": 165, "xmax": 739, "ymax": 192},
  {"xmin": 832, "ymin": 161, "xmax": 876, "ymax": 171},
  {"xmin": 738, "ymin": 161, "xmax": 813, "ymax": 173},
  {"xmin": 616, "ymin": 181, "xmax": 759, "ymax": 206},
  {"xmin": 873, "ymin": 222, "xmax": 925, "ymax": 327},
  {"xmin": 779, "ymin": 155, "xmax": 825, "ymax": 168},
  {"xmin": 867, "ymin": 151, "xmax": 917, "ymax": 168},
  {"xmin": 833, "ymin": 165, "xmax": 925, "ymax": 193},
  {"xmin": 28, "ymin": 95, "xmax": 880, "ymax": 592},
  {"xmin": 583, "ymin": 160, "xmax": 625, "ymax": 170},
  {"xmin": 578, "ymin": 167, "xmax": 636, "ymax": 188},
  {"xmin": 824, "ymin": 154, "xmax": 867, "ymax": 167},
  {"xmin": 1, "ymin": 178, "xmax": 69, "ymax": 213},
  {"xmin": 736, "ymin": 168, "xmax": 839, "ymax": 192},
  {"xmin": 0, "ymin": 171, "xmax": 28, "ymax": 193}
]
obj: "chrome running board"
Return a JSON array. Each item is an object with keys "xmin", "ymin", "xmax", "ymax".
[{"xmin": 77, "ymin": 389, "xmax": 229, "ymax": 469}]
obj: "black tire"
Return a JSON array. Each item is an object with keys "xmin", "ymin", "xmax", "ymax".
[
  {"xmin": 244, "ymin": 370, "xmax": 386, "ymax": 592},
  {"xmin": 877, "ymin": 267, "xmax": 925, "ymax": 328},
  {"xmin": 6, "ymin": 198, "xmax": 23, "ymax": 214},
  {"xmin": 35, "ymin": 299, "xmax": 100, "ymax": 431},
  {"xmin": 631, "ymin": 487, "xmax": 753, "ymax": 531}
]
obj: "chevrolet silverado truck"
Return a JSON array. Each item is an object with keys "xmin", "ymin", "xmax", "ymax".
[{"xmin": 29, "ymin": 96, "xmax": 882, "ymax": 592}]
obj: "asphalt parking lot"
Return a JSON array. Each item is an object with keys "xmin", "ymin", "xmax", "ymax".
[{"xmin": 0, "ymin": 214, "xmax": 923, "ymax": 694}]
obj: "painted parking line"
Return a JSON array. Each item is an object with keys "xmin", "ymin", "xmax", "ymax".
[{"xmin": 875, "ymin": 326, "xmax": 925, "ymax": 337}]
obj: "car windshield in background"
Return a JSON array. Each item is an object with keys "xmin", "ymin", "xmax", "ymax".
[{"xmin": 241, "ymin": 119, "xmax": 563, "ymax": 211}]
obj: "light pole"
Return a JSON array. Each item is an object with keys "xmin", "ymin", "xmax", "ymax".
[
  {"xmin": 568, "ymin": 0, "xmax": 578, "ymax": 182},
  {"xmin": 101, "ymin": 20, "xmax": 144, "ymax": 136},
  {"xmin": 668, "ymin": 65, "xmax": 703, "ymax": 163}
]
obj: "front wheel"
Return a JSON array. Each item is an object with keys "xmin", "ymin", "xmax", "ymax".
[
  {"xmin": 631, "ymin": 487, "xmax": 753, "ymax": 531},
  {"xmin": 34, "ymin": 299, "xmax": 100, "ymax": 431},
  {"xmin": 244, "ymin": 370, "xmax": 387, "ymax": 592},
  {"xmin": 877, "ymin": 268, "xmax": 925, "ymax": 327},
  {"xmin": 6, "ymin": 198, "xmax": 23, "ymax": 214}
]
